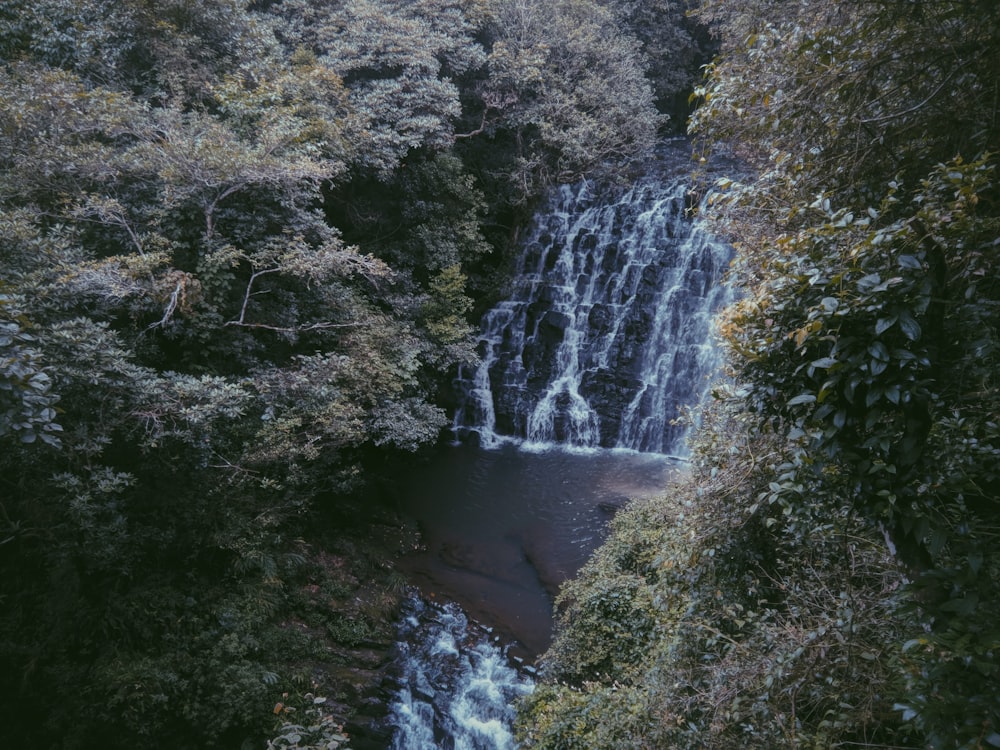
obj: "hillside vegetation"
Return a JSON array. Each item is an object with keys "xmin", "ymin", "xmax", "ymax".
[
  {"xmin": 4, "ymin": 0, "xmax": 996, "ymax": 747},
  {"xmin": 0, "ymin": 1, "xmax": 705, "ymax": 747},
  {"xmin": 518, "ymin": 1, "xmax": 1000, "ymax": 748}
]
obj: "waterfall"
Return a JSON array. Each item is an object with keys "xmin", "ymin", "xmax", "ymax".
[
  {"xmin": 388, "ymin": 156, "xmax": 734, "ymax": 750},
  {"xmin": 452, "ymin": 173, "xmax": 733, "ymax": 456},
  {"xmin": 388, "ymin": 595, "xmax": 534, "ymax": 750}
]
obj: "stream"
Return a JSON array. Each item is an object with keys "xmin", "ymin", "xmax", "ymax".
[
  {"xmin": 395, "ymin": 444, "xmax": 680, "ymax": 657},
  {"xmin": 386, "ymin": 141, "xmax": 733, "ymax": 748},
  {"xmin": 387, "ymin": 445, "xmax": 680, "ymax": 749}
]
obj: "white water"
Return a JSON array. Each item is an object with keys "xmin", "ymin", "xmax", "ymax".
[
  {"xmin": 452, "ymin": 176, "xmax": 733, "ymax": 455},
  {"xmin": 389, "ymin": 595, "xmax": 534, "ymax": 750}
]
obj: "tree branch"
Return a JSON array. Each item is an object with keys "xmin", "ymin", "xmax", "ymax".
[
  {"xmin": 146, "ymin": 280, "xmax": 183, "ymax": 331},
  {"xmin": 859, "ymin": 65, "xmax": 959, "ymax": 125},
  {"xmin": 225, "ymin": 266, "xmax": 364, "ymax": 333},
  {"xmin": 224, "ymin": 320, "xmax": 365, "ymax": 333},
  {"xmin": 454, "ymin": 111, "xmax": 489, "ymax": 140},
  {"xmin": 229, "ymin": 267, "xmax": 281, "ymax": 329}
]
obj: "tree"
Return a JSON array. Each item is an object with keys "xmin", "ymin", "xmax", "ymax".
[
  {"xmin": 605, "ymin": 0, "xmax": 709, "ymax": 118},
  {"xmin": 480, "ymin": 0, "xmax": 663, "ymax": 196},
  {"xmin": 690, "ymin": 0, "xmax": 1000, "ymax": 744},
  {"xmin": 0, "ymin": 3, "xmax": 465, "ymax": 745},
  {"xmin": 274, "ymin": 0, "xmax": 488, "ymax": 176}
]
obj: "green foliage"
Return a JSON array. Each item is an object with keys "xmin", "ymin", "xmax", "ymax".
[
  {"xmin": 518, "ymin": 401, "xmax": 911, "ymax": 749},
  {"xmin": 519, "ymin": 682, "xmax": 664, "ymax": 750},
  {"xmin": 391, "ymin": 153, "xmax": 493, "ymax": 273},
  {"xmin": 607, "ymin": 0, "xmax": 708, "ymax": 117},
  {"xmin": 0, "ymin": 0, "xmax": 713, "ymax": 746},
  {"xmin": 519, "ymin": 5, "xmax": 1000, "ymax": 747},
  {"xmin": 324, "ymin": 152, "xmax": 487, "ymax": 371},
  {"xmin": 0, "ymin": 293, "xmax": 62, "ymax": 446},
  {"xmin": 0, "ymin": 0, "xmax": 287, "ymax": 109},
  {"xmin": 544, "ymin": 504, "xmax": 668, "ymax": 684},
  {"xmin": 422, "ymin": 264, "xmax": 476, "ymax": 355},
  {"xmin": 482, "ymin": 0, "xmax": 663, "ymax": 196},
  {"xmin": 683, "ymin": 0, "xmax": 1000, "ymax": 746},
  {"xmin": 0, "ymin": 0, "xmax": 141, "ymax": 90},
  {"xmin": 0, "ymin": 5, "xmax": 447, "ymax": 746},
  {"xmin": 276, "ymin": 0, "xmax": 488, "ymax": 177}
]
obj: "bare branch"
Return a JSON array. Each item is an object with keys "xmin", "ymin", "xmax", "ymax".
[
  {"xmin": 454, "ymin": 111, "xmax": 489, "ymax": 140},
  {"xmin": 224, "ymin": 320, "xmax": 365, "ymax": 333},
  {"xmin": 229, "ymin": 267, "xmax": 282, "ymax": 329},
  {"xmin": 225, "ymin": 265, "xmax": 364, "ymax": 334},
  {"xmin": 146, "ymin": 280, "xmax": 183, "ymax": 331}
]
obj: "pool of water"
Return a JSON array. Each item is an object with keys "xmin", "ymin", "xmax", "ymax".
[{"xmin": 394, "ymin": 443, "xmax": 680, "ymax": 659}]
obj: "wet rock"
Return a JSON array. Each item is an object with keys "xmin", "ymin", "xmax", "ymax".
[
  {"xmin": 451, "ymin": 138, "xmax": 734, "ymax": 452},
  {"xmin": 598, "ymin": 500, "xmax": 626, "ymax": 516},
  {"xmin": 541, "ymin": 310, "xmax": 573, "ymax": 334}
]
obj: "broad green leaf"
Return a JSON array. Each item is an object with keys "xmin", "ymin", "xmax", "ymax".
[
  {"xmin": 788, "ymin": 393, "xmax": 816, "ymax": 406},
  {"xmin": 898, "ymin": 310, "xmax": 921, "ymax": 341},
  {"xmin": 875, "ymin": 316, "xmax": 897, "ymax": 335},
  {"xmin": 868, "ymin": 341, "xmax": 890, "ymax": 361},
  {"xmin": 894, "ymin": 703, "xmax": 918, "ymax": 722},
  {"xmin": 857, "ymin": 273, "xmax": 882, "ymax": 291}
]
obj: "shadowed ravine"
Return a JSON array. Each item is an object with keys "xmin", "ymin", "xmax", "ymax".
[{"xmin": 387, "ymin": 146, "xmax": 733, "ymax": 748}]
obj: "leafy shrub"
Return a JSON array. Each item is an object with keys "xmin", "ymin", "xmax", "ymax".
[{"xmin": 518, "ymin": 397, "xmax": 911, "ymax": 749}]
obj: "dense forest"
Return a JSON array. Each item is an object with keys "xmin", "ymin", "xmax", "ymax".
[
  {"xmin": 0, "ymin": 0, "xmax": 698, "ymax": 747},
  {"xmin": 518, "ymin": 1, "xmax": 1000, "ymax": 748},
  {"xmin": 1, "ymin": 0, "xmax": 997, "ymax": 749}
]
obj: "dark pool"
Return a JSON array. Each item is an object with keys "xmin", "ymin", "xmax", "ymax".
[{"xmin": 394, "ymin": 442, "xmax": 680, "ymax": 659}]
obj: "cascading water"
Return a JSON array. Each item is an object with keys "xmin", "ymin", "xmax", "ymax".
[
  {"xmin": 452, "ymin": 171, "xmax": 733, "ymax": 455},
  {"xmin": 388, "ymin": 594, "xmax": 534, "ymax": 750}
]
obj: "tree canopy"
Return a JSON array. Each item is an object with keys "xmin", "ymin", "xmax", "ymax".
[{"xmin": 0, "ymin": 0, "xmax": 689, "ymax": 746}]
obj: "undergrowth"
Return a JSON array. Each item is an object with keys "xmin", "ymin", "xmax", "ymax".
[{"xmin": 517, "ymin": 396, "xmax": 911, "ymax": 749}]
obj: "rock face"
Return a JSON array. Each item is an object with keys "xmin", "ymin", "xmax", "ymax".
[{"xmin": 453, "ymin": 154, "xmax": 734, "ymax": 455}]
